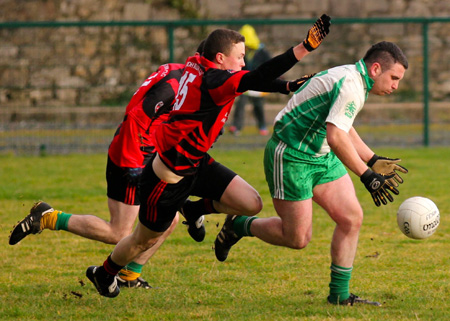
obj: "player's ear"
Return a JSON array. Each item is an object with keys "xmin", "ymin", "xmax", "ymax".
[
  {"xmin": 369, "ymin": 62, "xmax": 382, "ymax": 77},
  {"xmin": 215, "ymin": 52, "xmax": 225, "ymax": 64}
]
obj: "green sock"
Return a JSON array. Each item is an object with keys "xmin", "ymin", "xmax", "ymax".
[
  {"xmin": 55, "ymin": 212, "xmax": 71, "ymax": 231},
  {"xmin": 328, "ymin": 263, "xmax": 352, "ymax": 303},
  {"xmin": 232, "ymin": 216, "xmax": 257, "ymax": 237},
  {"xmin": 125, "ymin": 261, "xmax": 143, "ymax": 274}
]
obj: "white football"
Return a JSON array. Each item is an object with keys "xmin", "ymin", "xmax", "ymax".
[{"xmin": 397, "ymin": 197, "xmax": 440, "ymax": 239}]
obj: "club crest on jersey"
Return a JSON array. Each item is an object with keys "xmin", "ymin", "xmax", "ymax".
[{"xmin": 344, "ymin": 101, "xmax": 356, "ymax": 119}]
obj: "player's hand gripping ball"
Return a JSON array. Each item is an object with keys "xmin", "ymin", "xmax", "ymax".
[{"xmin": 397, "ymin": 196, "xmax": 440, "ymax": 239}]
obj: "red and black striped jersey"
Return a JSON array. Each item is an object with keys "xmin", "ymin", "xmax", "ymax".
[
  {"xmin": 108, "ymin": 63, "xmax": 185, "ymax": 168},
  {"xmin": 154, "ymin": 55, "xmax": 249, "ymax": 175}
]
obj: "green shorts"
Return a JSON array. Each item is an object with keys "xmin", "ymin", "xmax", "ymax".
[{"xmin": 264, "ymin": 138, "xmax": 347, "ymax": 201}]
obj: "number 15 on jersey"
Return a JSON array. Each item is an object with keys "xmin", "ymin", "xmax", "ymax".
[{"xmin": 173, "ymin": 72, "xmax": 196, "ymax": 110}]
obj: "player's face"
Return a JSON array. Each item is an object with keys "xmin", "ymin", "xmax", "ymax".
[
  {"xmin": 221, "ymin": 42, "xmax": 246, "ymax": 71},
  {"xmin": 370, "ymin": 62, "xmax": 406, "ymax": 96}
]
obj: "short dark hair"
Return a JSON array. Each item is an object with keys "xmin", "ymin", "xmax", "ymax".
[
  {"xmin": 203, "ymin": 29, "xmax": 245, "ymax": 61},
  {"xmin": 196, "ymin": 39, "xmax": 206, "ymax": 55},
  {"xmin": 363, "ymin": 41, "xmax": 408, "ymax": 71}
]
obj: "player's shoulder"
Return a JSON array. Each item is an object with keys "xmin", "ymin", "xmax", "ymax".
[
  {"xmin": 205, "ymin": 68, "xmax": 245, "ymax": 89},
  {"xmin": 328, "ymin": 64, "xmax": 358, "ymax": 75},
  {"xmin": 324, "ymin": 64, "xmax": 361, "ymax": 85},
  {"xmin": 157, "ymin": 63, "xmax": 185, "ymax": 78},
  {"xmin": 167, "ymin": 63, "xmax": 185, "ymax": 71}
]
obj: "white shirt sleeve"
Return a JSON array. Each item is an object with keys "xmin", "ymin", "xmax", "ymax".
[{"xmin": 326, "ymin": 71, "xmax": 364, "ymax": 133}]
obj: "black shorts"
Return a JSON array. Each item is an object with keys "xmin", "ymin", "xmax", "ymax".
[
  {"xmin": 190, "ymin": 155, "xmax": 237, "ymax": 200},
  {"xmin": 138, "ymin": 153, "xmax": 237, "ymax": 232},
  {"xmin": 106, "ymin": 156, "xmax": 141, "ymax": 205}
]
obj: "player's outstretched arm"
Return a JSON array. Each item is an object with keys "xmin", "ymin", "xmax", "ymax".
[
  {"xmin": 249, "ymin": 73, "xmax": 316, "ymax": 95},
  {"xmin": 237, "ymin": 14, "xmax": 330, "ymax": 94}
]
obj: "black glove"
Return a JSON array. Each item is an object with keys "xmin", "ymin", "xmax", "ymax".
[
  {"xmin": 303, "ymin": 14, "xmax": 331, "ymax": 52},
  {"xmin": 360, "ymin": 169, "xmax": 399, "ymax": 207},
  {"xmin": 288, "ymin": 73, "xmax": 316, "ymax": 92},
  {"xmin": 367, "ymin": 154, "xmax": 408, "ymax": 187},
  {"xmin": 124, "ymin": 167, "xmax": 143, "ymax": 185}
]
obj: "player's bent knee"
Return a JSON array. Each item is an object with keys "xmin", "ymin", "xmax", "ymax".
[
  {"xmin": 243, "ymin": 194, "xmax": 263, "ymax": 215},
  {"xmin": 289, "ymin": 238, "xmax": 310, "ymax": 250},
  {"xmin": 335, "ymin": 210, "xmax": 363, "ymax": 231},
  {"xmin": 285, "ymin": 233, "xmax": 311, "ymax": 249}
]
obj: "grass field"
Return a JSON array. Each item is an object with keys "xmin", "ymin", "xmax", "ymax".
[{"xmin": 1, "ymin": 147, "xmax": 449, "ymax": 320}]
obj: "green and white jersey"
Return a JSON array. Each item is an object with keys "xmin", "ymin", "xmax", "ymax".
[{"xmin": 272, "ymin": 59, "xmax": 374, "ymax": 157}]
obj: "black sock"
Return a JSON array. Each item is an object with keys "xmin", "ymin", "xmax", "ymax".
[
  {"xmin": 182, "ymin": 198, "xmax": 219, "ymax": 221},
  {"xmin": 100, "ymin": 255, "xmax": 125, "ymax": 280}
]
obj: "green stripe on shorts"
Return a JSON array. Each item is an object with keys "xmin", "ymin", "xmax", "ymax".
[{"xmin": 264, "ymin": 137, "xmax": 347, "ymax": 201}]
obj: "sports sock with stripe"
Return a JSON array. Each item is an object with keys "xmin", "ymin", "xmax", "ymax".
[
  {"xmin": 41, "ymin": 210, "xmax": 71, "ymax": 231},
  {"xmin": 55, "ymin": 212, "xmax": 71, "ymax": 231},
  {"xmin": 328, "ymin": 263, "xmax": 352, "ymax": 303},
  {"xmin": 102, "ymin": 254, "xmax": 125, "ymax": 277},
  {"xmin": 232, "ymin": 215, "xmax": 257, "ymax": 237},
  {"xmin": 119, "ymin": 261, "xmax": 144, "ymax": 281}
]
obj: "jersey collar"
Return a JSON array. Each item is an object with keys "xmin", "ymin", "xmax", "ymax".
[
  {"xmin": 356, "ymin": 59, "xmax": 374, "ymax": 99},
  {"xmin": 200, "ymin": 55, "xmax": 218, "ymax": 70}
]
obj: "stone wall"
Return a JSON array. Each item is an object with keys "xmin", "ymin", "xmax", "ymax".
[{"xmin": 0, "ymin": 0, "xmax": 449, "ymax": 109}]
